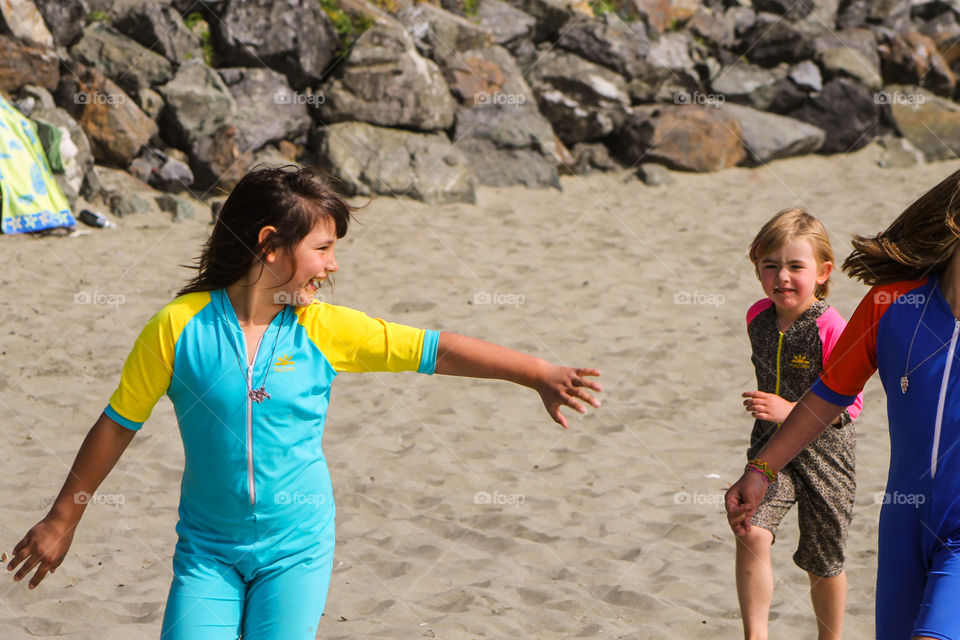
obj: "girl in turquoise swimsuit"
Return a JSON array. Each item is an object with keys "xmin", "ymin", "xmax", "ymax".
[{"xmin": 6, "ymin": 166, "xmax": 602, "ymax": 639}]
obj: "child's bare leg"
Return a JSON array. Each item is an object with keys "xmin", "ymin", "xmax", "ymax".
[
  {"xmin": 736, "ymin": 527, "xmax": 775, "ymax": 640},
  {"xmin": 809, "ymin": 570, "xmax": 845, "ymax": 640}
]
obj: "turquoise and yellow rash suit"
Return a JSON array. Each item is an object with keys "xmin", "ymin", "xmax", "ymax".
[{"xmin": 104, "ymin": 289, "xmax": 439, "ymax": 639}]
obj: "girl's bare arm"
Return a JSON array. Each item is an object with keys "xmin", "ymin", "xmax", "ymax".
[
  {"xmin": 433, "ymin": 332, "xmax": 602, "ymax": 428},
  {"xmin": 8, "ymin": 412, "xmax": 136, "ymax": 588}
]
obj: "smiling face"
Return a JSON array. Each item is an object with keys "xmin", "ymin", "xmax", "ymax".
[
  {"xmin": 266, "ymin": 217, "xmax": 339, "ymax": 307},
  {"xmin": 757, "ymin": 238, "xmax": 832, "ymax": 314}
]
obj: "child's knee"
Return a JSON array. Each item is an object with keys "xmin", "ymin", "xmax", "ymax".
[{"xmin": 737, "ymin": 526, "xmax": 774, "ymax": 549}]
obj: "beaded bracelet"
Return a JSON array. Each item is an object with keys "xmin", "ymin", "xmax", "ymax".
[{"xmin": 746, "ymin": 458, "xmax": 777, "ymax": 483}]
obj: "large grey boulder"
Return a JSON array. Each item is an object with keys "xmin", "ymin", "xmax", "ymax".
[
  {"xmin": 210, "ymin": 0, "xmax": 339, "ymax": 89},
  {"xmin": 69, "ymin": 22, "xmax": 174, "ymax": 95},
  {"xmin": 629, "ymin": 31, "xmax": 702, "ymax": 103},
  {"xmin": 554, "ymin": 14, "xmax": 650, "ymax": 79},
  {"xmin": 737, "ymin": 12, "xmax": 817, "ymax": 66},
  {"xmin": 710, "ymin": 63, "xmax": 785, "ymax": 110},
  {"xmin": 114, "ymin": 1, "xmax": 204, "ymax": 66},
  {"xmin": 507, "ymin": 0, "xmax": 576, "ymax": 42},
  {"xmin": 318, "ymin": 21, "xmax": 457, "ymax": 132},
  {"xmin": 788, "ymin": 77, "xmax": 889, "ymax": 154},
  {"xmin": 218, "ymin": 67, "xmax": 311, "ymax": 152},
  {"xmin": 814, "ymin": 29, "xmax": 882, "ymax": 89},
  {"xmin": 158, "ymin": 59, "xmax": 236, "ymax": 150},
  {"xmin": 33, "ymin": 0, "xmax": 88, "ymax": 48},
  {"xmin": 314, "ymin": 122, "xmax": 476, "ymax": 204},
  {"xmin": 476, "ymin": 0, "xmax": 536, "ymax": 49},
  {"xmin": 528, "ymin": 49, "xmax": 630, "ymax": 145},
  {"xmin": 0, "ymin": 0, "xmax": 54, "ymax": 47},
  {"xmin": 396, "ymin": 3, "xmax": 494, "ymax": 60},
  {"xmin": 721, "ymin": 102, "xmax": 825, "ymax": 164}
]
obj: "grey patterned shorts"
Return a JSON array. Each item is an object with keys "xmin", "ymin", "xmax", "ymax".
[{"xmin": 749, "ymin": 422, "xmax": 856, "ymax": 578}]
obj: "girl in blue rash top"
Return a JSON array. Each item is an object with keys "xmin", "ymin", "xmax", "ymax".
[
  {"xmin": 6, "ymin": 166, "xmax": 603, "ymax": 640},
  {"xmin": 726, "ymin": 167, "xmax": 960, "ymax": 640}
]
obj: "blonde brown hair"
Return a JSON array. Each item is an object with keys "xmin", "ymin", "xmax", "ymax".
[
  {"xmin": 843, "ymin": 168, "xmax": 960, "ymax": 285},
  {"xmin": 749, "ymin": 208, "xmax": 835, "ymax": 299}
]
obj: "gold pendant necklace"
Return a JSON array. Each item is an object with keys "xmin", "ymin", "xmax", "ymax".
[{"xmin": 902, "ymin": 288, "xmax": 949, "ymax": 394}]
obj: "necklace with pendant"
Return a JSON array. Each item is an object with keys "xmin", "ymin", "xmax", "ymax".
[
  {"xmin": 221, "ymin": 295, "xmax": 286, "ymax": 404},
  {"xmin": 901, "ymin": 289, "xmax": 950, "ymax": 394}
]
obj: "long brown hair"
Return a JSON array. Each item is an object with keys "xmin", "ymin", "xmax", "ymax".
[
  {"xmin": 178, "ymin": 166, "xmax": 355, "ymax": 297},
  {"xmin": 843, "ymin": 168, "xmax": 960, "ymax": 285},
  {"xmin": 749, "ymin": 208, "xmax": 835, "ymax": 300}
]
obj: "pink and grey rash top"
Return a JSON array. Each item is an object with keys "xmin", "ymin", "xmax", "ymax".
[{"xmin": 746, "ymin": 299, "xmax": 863, "ymax": 457}]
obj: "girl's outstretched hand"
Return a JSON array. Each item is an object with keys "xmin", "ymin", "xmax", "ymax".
[
  {"xmin": 7, "ymin": 517, "xmax": 76, "ymax": 589},
  {"xmin": 537, "ymin": 366, "xmax": 602, "ymax": 428}
]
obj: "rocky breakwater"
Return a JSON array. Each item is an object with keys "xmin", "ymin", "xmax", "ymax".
[{"xmin": 2, "ymin": 0, "xmax": 959, "ymax": 217}]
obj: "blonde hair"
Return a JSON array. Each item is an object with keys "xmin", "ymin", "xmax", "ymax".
[
  {"xmin": 749, "ymin": 208, "xmax": 835, "ymax": 300},
  {"xmin": 843, "ymin": 168, "xmax": 960, "ymax": 285}
]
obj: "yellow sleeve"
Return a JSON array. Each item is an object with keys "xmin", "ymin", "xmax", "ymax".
[
  {"xmin": 106, "ymin": 293, "xmax": 207, "ymax": 430},
  {"xmin": 298, "ymin": 303, "xmax": 439, "ymax": 374}
]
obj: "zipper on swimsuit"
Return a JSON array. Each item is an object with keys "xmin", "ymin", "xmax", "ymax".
[
  {"xmin": 244, "ymin": 332, "xmax": 267, "ymax": 506},
  {"xmin": 932, "ymin": 319, "xmax": 960, "ymax": 479},
  {"xmin": 775, "ymin": 331, "xmax": 784, "ymax": 429}
]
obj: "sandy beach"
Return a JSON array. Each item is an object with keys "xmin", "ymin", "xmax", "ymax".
[{"xmin": 1, "ymin": 145, "xmax": 955, "ymax": 639}]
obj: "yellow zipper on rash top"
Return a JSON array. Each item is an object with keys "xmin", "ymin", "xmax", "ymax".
[{"xmin": 775, "ymin": 331, "xmax": 784, "ymax": 428}]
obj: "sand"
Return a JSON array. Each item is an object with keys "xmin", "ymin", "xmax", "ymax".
[{"xmin": 1, "ymin": 144, "xmax": 956, "ymax": 639}]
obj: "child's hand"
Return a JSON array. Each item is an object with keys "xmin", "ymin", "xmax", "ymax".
[
  {"xmin": 742, "ymin": 391, "xmax": 795, "ymax": 423},
  {"xmin": 537, "ymin": 365, "xmax": 602, "ymax": 429},
  {"xmin": 7, "ymin": 517, "xmax": 76, "ymax": 589},
  {"xmin": 725, "ymin": 471, "xmax": 769, "ymax": 535}
]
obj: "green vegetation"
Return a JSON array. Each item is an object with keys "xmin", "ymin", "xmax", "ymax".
[
  {"xmin": 86, "ymin": 10, "xmax": 109, "ymax": 23},
  {"xmin": 317, "ymin": 0, "xmax": 375, "ymax": 57},
  {"xmin": 463, "ymin": 0, "xmax": 479, "ymax": 17},
  {"xmin": 184, "ymin": 12, "xmax": 215, "ymax": 67}
]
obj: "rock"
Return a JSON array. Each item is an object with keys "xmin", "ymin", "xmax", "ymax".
[
  {"xmin": 637, "ymin": 162, "xmax": 674, "ymax": 186},
  {"xmin": 875, "ymin": 133, "xmax": 925, "ymax": 168},
  {"xmin": 136, "ymin": 87, "xmax": 164, "ymax": 120},
  {"xmin": 614, "ymin": 105, "xmax": 747, "ymax": 172},
  {"xmin": 128, "ymin": 147, "xmax": 194, "ymax": 192},
  {"xmin": 189, "ymin": 124, "xmax": 253, "ymax": 193},
  {"xmin": 754, "ymin": 0, "xmax": 814, "ymax": 21},
  {"xmin": 628, "ymin": 0, "xmax": 671, "ymax": 35},
  {"xmin": 210, "ymin": 0, "xmax": 339, "ymax": 90},
  {"xmin": 527, "ymin": 49, "xmax": 630, "ymax": 145},
  {"xmin": 885, "ymin": 85, "xmax": 960, "ymax": 161},
  {"xmin": 477, "ymin": 0, "xmax": 536, "ymax": 48},
  {"xmin": 0, "ymin": 0, "xmax": 54, "ymax": 47},
  {"xmin": 58, "ymin": 67, "xmax": 158, "ymax": 166},
  {"xmin": 868, "ymin": 0, "xmax": 911, "ymax": 32},
  {"xmin": 452, "ymin": 104, "xmax": 560, "ymax": 188},
  {"xmin": 96, "ymin": 166, "xmax": 165, "ymax": 216},
  {"xmin": 554, "ymin": 14, "xmax": 651, "ymax": 79},
  {"xmin": 570, "ymin": 142, "xmax": 620, "ymax": 174},
  {"xmin": 318, "ymin": 21, "xmax": 456, "ymax": 132},
  {"xmin": 879, "ymin": 31, "xmax": 956, "ymax": 98},
  {"xmin": 788, "ymin": 77, "xmax": 889, "ymax": 154},
  {"xmin": 0, "ymin": 35, "xmax": 58, "ymax": 94},
  {"xmin": 218, "ymin": 67, "xmax": 311, "ymax": 152},
  {"xmin": 156, "ymin": 192, "xmax": 205, "ymax": 222},
  {"xmin": 768, "ymin": 77, "xmax": 809, "ymax": 113},
  {"xmin": 738, "ymin": 12, "xmax": 816, "ymax": 66},
  {"xmin": 919, "ymin": 12, "xmax": 960, "ymax": 70},
  {"xmin": 506, "ymin": 0, "xmax": 576, "ymax": 42},
  {"xmin": 69, "ymin": 23, "xmax": 174, "ymax": 96},
  {"xmin": 710, "ymin": 63, "xmax": 784, "ymax": 110},
  {"xmin": 114, "ymin": 1, "xmax": 204, "ymax": 66},
  {"xmin": 396, "ymin": 3, "xmax": 494, "ymax": 60},
  {"xmin": 158, "ymin": 59, "xmax": 236, "ymax": 150},
  {"xmin": 721, "ymin": 102, "xmax": 825, "ymax": 164},
  {"xmin": 688, "ymin": 7, "xmax": 736, "ymax": 49},
  {"xmin": 314, "ymin": 122, "xmax": 476, "ymax": 204},
  {"xmin": 33, "ymin": 0, "xmax": 88, "ymax": 48},
  {"xmin": 628, "ymin": 31, "xmax": 703, "ymax": 103},
  {"xmin": 442, "ymin": 54, "xmax": 508, "ymax": 105},
  {"xmin": 814, "ymin": 28, "xmax": 881, "ymax": 89},
  {"xmin": 789, "ymin": 60, "xmax": 823, "ymax": 91},
  {"xmin": 670, "ymin": 0, "xmax": 700, "ymax": 25}
]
